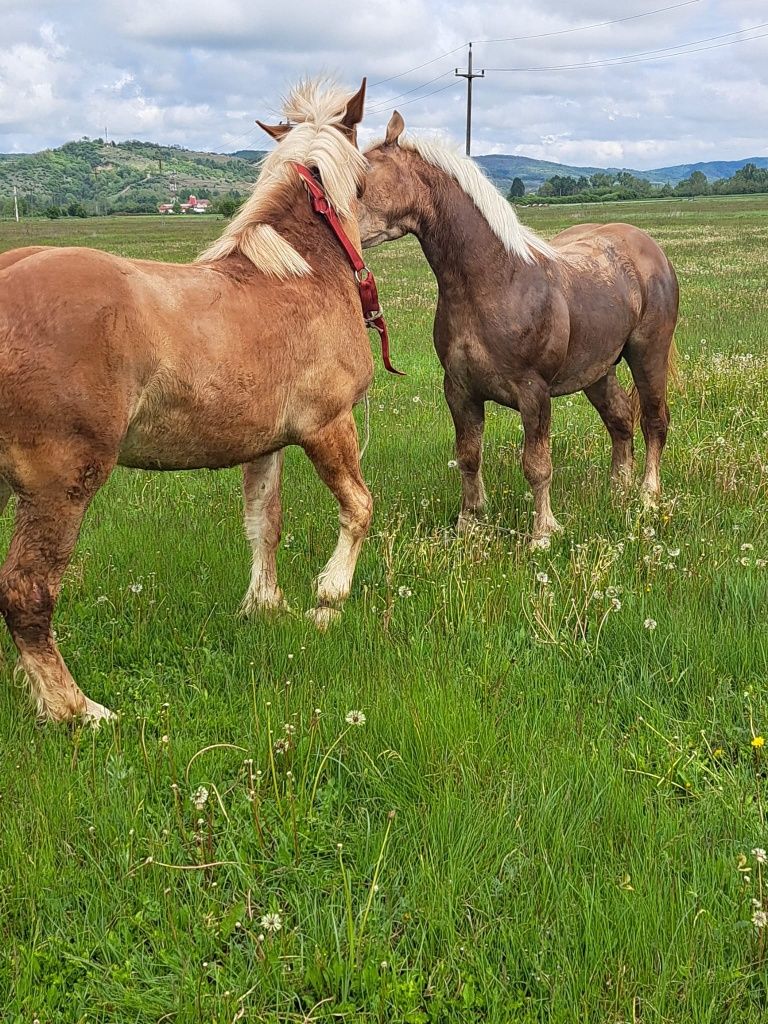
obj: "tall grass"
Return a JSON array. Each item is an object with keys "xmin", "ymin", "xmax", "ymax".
[{"xmin": 0, "ymin": 199, "xmax": 767, "ymax": 1022}]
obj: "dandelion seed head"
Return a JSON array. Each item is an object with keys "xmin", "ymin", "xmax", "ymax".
[
  {"xmin": 260, "ymin": 911, "xmax": 283, "ymax": 933},
  {"xmin": 345, "ymin": 710, "xmax": 366, "ymax": 726},
  {"xmin": 644, "ymin": 618, "xmax": 657, "ymax": 631},
  {"xmin": 191, "ymin": 786, "xmax": 209, "ymax": 811}
]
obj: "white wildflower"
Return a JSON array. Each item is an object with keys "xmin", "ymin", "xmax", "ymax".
[
  {"xmin": 536, "ymin": 572, "xmax": 549, "ymax": 584},
  {"xmin": 752, "ymin": 848, "xmax": 768, "ymax": 864},
  {"xmin": 611, "ymin": 598, "xmax": 622, "ymax": 611},
  {"xmin": 129, "ymin": 582, "xmax": 143, "ymax": 594},
  {"xmin": 644, "ymin": 618, "xmax": 657, "ymax": 631},
  {"xmin": 447, "ymin": 459, "xmax": 458, "ymax": 469},
  {"xmin": 752, "ymin": 909, "xmax": 768, "ymax": 929},
  {"xmin": 260, "ymin": 912, "xmax": 283, "ymax": 934},
  {"xmin": 397, "ymin": 585, "xmax": 412, "ymax": 598},
  {"xmin": 191, "ymin": 786, "xmax": 209, "ymax": 811},
  {"xmin": 345, "ymin": 710, "xmax": 366, "ymax": 727}
]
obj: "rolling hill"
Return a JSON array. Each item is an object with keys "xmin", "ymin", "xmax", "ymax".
[
  {"xmin": 0, "ymin": 138, "xmax": 266, "ymax": 214},
  {"xmin": 473, "ymin": 154, "xmax": 768, "ymax": 191},
  {"xmin": 0, "ymin": 136, "xmax": 766, "ymax": 212}
]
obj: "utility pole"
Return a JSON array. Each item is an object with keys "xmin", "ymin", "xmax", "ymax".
[
  {"xmin": 455, "ymin": 42, "xmax": 485, "ymax": 157},
  {"xmin": 13, "ymin": 184, "xmax": 19, "ymax": 223}
]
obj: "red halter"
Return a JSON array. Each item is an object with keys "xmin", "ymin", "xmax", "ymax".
[{"xmin": 291, "ymin": 162, "xmax": 404, "ymax": 376}]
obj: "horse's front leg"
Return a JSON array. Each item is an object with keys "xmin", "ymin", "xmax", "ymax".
[
  {"xmin": 444, "ymin": 374, "xmax": 486, "ymax": 533},
  {"xmin": 240, "ymin": 451, "xmax": 288, "ymax": 615},
  {"xmin": 302, "ymin": 411, "xmax": 372, "ymax": 629},
  {"xmin": 519, "ymin": 384, "xmax": 563, "ymax": 549}
]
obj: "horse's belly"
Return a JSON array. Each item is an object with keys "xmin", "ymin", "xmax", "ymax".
[{"xmin": 118, "ymin": 388, "xmax": 283, "ymax": 470}]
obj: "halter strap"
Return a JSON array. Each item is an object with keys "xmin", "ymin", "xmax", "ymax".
[{"xmin": 291, "ymin": 162, "xmax": 404, "ymax": 376}]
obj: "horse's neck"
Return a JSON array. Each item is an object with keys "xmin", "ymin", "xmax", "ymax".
[{"xmin": 413, "ymin": 168, "xmax": 518, "ymax": 291}]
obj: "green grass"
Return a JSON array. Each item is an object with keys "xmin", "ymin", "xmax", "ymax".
[{"xmin": 1, "ymin": 198, "xmax": 768, "ymax": 1023}]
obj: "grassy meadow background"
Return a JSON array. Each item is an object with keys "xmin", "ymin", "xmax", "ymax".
[{"xmin": 1, "ymin": 197, "xmax": 768, "ymax": 1022}]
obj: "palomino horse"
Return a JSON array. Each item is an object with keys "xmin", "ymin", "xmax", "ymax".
[
  {"xmin": 356, "ymin": 112, "xmax": 679, "ymax": 543},
  {"xmin": 0, "ymin": 80, "xmax": 375, "ymax": 723}
]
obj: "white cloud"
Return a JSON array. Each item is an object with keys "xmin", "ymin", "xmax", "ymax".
[{"xmin": 0, "ymin": 0, "xmax": 766, "ymax": 169}]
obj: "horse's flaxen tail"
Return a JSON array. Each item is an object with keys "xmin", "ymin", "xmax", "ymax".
[{"xmin": 627, "ymin": 335, "xmax": 679, "ymax": 432}]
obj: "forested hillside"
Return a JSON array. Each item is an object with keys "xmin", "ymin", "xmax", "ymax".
[{"xmin": 0, "ymin": 138, "xmax": 265, "ymax": 216}]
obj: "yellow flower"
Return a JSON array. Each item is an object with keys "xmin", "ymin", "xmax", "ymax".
[
  {"xmin": 751, "ymin": 736, "xmax": 765, "ymax": 748},
  {"xmin": 713, "ymin": 748, "xmax": 724, "ymax": 758}
]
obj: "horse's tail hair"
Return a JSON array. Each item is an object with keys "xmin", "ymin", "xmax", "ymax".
[{"xmin": 626, "ymin": 334, "xmax": 679, "ymax": 432}]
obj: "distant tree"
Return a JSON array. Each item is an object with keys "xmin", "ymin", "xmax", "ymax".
[
  {"xmin": 676, "ymin": 170, "xmax": 709, "ymax": 197},
  {"xmin": 215, "ymin": 195, "xmax": 242, "ymax": 217},
  {"xmin": 172, "ymin": 199, "xmax": 182, "ymax": 215},
  {"xmin": 507, "ymin": 176, "xmax": 525, "ymax": 199},
  {"xmin": 44, "ymin": 205, "xmax": 61, "ymax": 219},
  {"xmin": 590, "ymin": 172, "xmax": 614, "ymax": 189},
  {"xmin": 67, "ymin": 201, "xmax": 87, "ymax": 218}
]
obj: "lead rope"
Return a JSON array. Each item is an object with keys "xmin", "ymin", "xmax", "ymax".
[{"xmin": 359, "ymin": 392, "xmax": 371, "ymax": 462}]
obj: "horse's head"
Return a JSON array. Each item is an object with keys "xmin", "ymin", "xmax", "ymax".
[
  {"xmin": 357, "ymin": 111, "xmax": 420, "ymax": 249},
  {"xmin": 256, "ymin": 78, "xmax": 367, "ymax": 149}
]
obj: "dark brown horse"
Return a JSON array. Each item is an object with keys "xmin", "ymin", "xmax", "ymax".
[
  {"xmin": 0, "ymin": 80, "xmax": 374, "ymax": 723},
  {"xmin": 357, "ymin": 112, "xmax": 679, "ymax": 544}
]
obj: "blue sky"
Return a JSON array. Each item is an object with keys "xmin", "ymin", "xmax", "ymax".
[{"xmin": 1, "ymin": 0, "xmax": 766, "ymax": 169}]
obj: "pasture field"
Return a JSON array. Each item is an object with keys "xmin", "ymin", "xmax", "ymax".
[{"xmin": 1, "ymin": 197, "xmax": 768, "ymax": 1023}]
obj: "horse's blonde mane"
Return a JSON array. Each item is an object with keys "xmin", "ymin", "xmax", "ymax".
[
  {"xmin": 394, "ymin": 135, "xmax": 559, "ymax": 264},
  {"xmin": 197, "ymin": 79, "xmax": 368, "ymax": 277}
]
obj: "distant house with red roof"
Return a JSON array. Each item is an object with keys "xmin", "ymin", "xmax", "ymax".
[{"xmin": 158, "ymin": 194, "xmax": 211, "ymax": 214}]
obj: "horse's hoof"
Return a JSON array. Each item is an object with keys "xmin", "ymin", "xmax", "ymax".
[
  {"xmin": 83, "ymin": 698, "xmax": 117, "ymax": 727},
  {"xmin": 306, "ymin": 606, "xmax": 341, "ymax": 631},
  {"xmin": 641, "ymin": 489, "xmax": 660, "ymax": 511},
  {"xmin": 457, "ymin": 513, "xmax": 482, "ymax": 535},
  {"xmin": 238, "ymin": 591, "xmax": 290, "ymax": 618}
]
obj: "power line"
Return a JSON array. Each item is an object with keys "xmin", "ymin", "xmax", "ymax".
[
  {"xmin": 485, "ymin": 21, "xmax": 768, "ymax": 72},
  {"xmin": 365, "ymin": 69, "xmax": 456, "ymax": 111},
  {"xmin": 366, "ymin": 79, "xmax": 463, "ymax": 115},
  {"xmin": 475, "ymin": 0, "xmax": 704, "ymax": 45},
  {"xmin": 369, "ymin": 46, "xmax": 466, "ymax": 88},
  {"xmin": 367, "ymin": 0, "xmax": 704, "ymax": 90}
]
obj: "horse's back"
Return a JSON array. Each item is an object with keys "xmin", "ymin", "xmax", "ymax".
[
  {"xmin": 553, "ymin": 221, "xmax": 678, "ymax": 320},
  {"xmin": 0, "ymin": 245, "xmax": 53, "ymax": 273}
]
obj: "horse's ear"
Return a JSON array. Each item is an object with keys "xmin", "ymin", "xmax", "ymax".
[
  {"xmin": 384, "ymin": 110, "xmax": 405, "ymax": 146},
  {"xmin": 256, "ymin": 120, "xmax": 292, "ymax": 142},
  {"xmin": 342, "ymin": 78, "xmax": 367, "ymax": 129}
]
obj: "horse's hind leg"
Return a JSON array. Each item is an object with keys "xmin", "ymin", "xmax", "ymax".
[
  {"xmin": 583, "ymin": 370, "xmax": 635, "ymax": 486},
  {"xmin": 302, "ymin": 411, "xmax": 372, "ymax": 629},
  {"xmin": 444, "ymin": 375, "xmax": 486, "ymax": 532},
  {"xmin": 240, "ymin": 451, "xmax": 288, "ymax": 616},
  {"xmin": 0, "ymin": 458, "xmax": 113, "ymax": 723},
  {"xmin": 519, "ymin": 383, "xmax": 563, "ymax": 548},
  {"xmin": 624, "ymin": 326, "xmax": 674, "ymax": 505}
]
